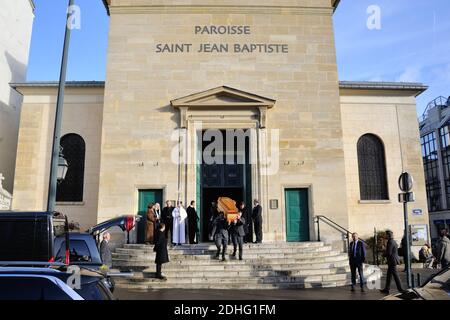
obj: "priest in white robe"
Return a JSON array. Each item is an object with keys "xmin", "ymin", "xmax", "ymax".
[{"xmin": 172, "ymin": 201, "xmax": 187, "ymax": 245}]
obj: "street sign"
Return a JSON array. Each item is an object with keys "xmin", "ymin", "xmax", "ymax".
[
  {"xmin": 398, "ymin": 172, "xmax": 413, "ymax": 192},
  {"xmin": 398, "ymin": 192, "xmax": 415, "ymax": 203}
]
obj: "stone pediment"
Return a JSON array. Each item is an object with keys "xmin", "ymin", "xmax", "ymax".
[{"xmin": 171, "ymin": 86, "xmax": 275, "ymax": 108}]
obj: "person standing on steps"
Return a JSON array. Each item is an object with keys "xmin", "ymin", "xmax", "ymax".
[
  {"xmin": 145, "ymin": 203, "xmax": 157, "ymax": 245},
  {"xmin": 239, "ymin": 202, "xmax": 252, "ymax": 244},
  {"xmin": 154, "ymin": 223, "xmax": 169, "ymax": 280},
  {"xmin": 213, "ymin": 212, "xmax": 229, "ymax": 261},
  {"xmin": 172, "ymin": 201, "xmax": 187, "ymax": 246},
  {"xmin": 252, "ymin": 199, "xmax": 263, "ymax": 243},
  {"xmin": 154, "ymin": 202, "xmax": 162, "ymax": 229},
  {"xmin": 380, "ymin": 231, "xmax": 404, "ymax": 295},
  {"xmin": 161, "ymin": 200, "xmax": 174, "ymax": 246},
  {"xmin": 187, "ymin": 200, "xmax": 199, "ymax": 244},
  {"xmin": 348, "ymin": 232, "xmax": 366, "ymax": 292},
  {"xmin": 229, "ymin": 211, "xmax": 245, "ymax": 260}
]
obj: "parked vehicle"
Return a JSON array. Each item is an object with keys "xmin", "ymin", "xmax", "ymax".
[
  {"xmin": 0, "ymin": 211, "xmax": 139, "ymax": 294},
  {"xmin": 0, "ymin": 211, "xmax": 59, "ymax": 262},
  {"xmin": 0, "ymin": 265, "xmax": 84, "ymax": 300},
  {"xmin": 383, "ymin": 266, "xmax": 450, "ymax": 300},
  {"xmin": 0, "ymin": 265, "xmax": 115, "ymax": 300}
]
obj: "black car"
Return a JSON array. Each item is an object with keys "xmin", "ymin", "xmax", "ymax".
[
  {"xmin": 0, "ymin": 265, "xmax": 114, "ymax": 300},
  {"xmin": 0, "ymin": 211, "xmax": 139, "ymax": 293}
]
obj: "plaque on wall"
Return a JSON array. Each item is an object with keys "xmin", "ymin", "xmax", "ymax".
[{"xmin": 270, "ymin": 199, "xmax": 279, "ymax": 210}]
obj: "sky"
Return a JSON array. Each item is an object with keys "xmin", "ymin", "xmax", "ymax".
[{"xmin": 26, "ymin": 0, "xmax": 450, "ymax": 116}]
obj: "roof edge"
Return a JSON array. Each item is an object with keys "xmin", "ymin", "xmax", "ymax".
[
  {"xmin": 339, "ymin": 81, "xmax": 428, "ymax": 97},
  {"xmin": 10, "ymin": 81, "xmax": 106, "ymax": 89}
]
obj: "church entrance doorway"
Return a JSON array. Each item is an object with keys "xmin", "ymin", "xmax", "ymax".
[{"xmin": 198, "ymin": 129, "xmax": 252, "ymax": 242}]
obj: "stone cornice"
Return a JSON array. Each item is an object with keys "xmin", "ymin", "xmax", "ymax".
[{"xmin": 109, "ymin": 5, "xmax": 333, "ymax": 16}]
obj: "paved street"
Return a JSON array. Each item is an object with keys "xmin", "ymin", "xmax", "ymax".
[{"xmin": 114, "ymin": 267, "xmax": 438, "ymax": 300}]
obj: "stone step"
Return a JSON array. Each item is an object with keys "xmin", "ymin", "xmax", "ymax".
[
  {"xmin": 111, "ymin": 250, "xmax": 341, "ymax": 261},
  {"xmin": 118, "ymin": 273, "xmax": 352, "ymax": 284},
  {"xmin": 122, "ymin": 242, "xmax": 325, "ymax": 250},
  {"xmin": 112, "ymin": 254, "xmax": 349, "ymax": 269},
  {"xmin": 113, "ymin": 259, "xmax": 350, "ymax": 272},
  {"xmin": 139, "ymin": 267, "xmax": 350, "ymax": 278},
  {"xmin": 116, "ymin": 245, "xmax": 332, "ymax": 255},
  {"xmin": 115, "ymin": 280, "xmax": 349, "ymax": 290}
]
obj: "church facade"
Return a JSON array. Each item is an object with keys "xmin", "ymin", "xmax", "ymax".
[{"xmin": 11, "ymin": 0, "xmax": 430, "ymax": 250}]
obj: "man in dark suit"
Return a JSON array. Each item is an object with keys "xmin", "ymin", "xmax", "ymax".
[
  {"xmin": 212, "ymin": 212, "xmax": 229, "ymax": 261},
  {"xmin": 154, "ymin": 223, "xmax": 169, "ymax": 280},
  {"xmin": 161, "ymin": 200, "xmax": 174, "ymax": 245},
  {"xmin": 240, "ymin": 202, "xmax": 253, "ymax": 243},
  {"xmin": 349, "ymin": 232, "xmax": 366, "ymax": 292},
  {"xmin": 380, "ymin": 230, "xmax": 404, "ymax": 294},
  {"xmin": 187, "ymin": 200, "xmax": 199, "ymax": 244},
  {"xmin": 100, "ymin": 232, "xmax": 112, "ymax": 268},
  {"xmin": 252, "ymin": 199, "xmax": 263, "ymax": 243},
  {"xmin": 229, "ymin": 211, "xmax": 246, "ymax": 260}
]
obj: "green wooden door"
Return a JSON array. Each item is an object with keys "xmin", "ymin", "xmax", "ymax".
[
  {"xmin": 285, "ymin": 188, "xmax": 310, "ymax": 242},
  {"xmin": 137, "ymin": 189, "xmax": 163, "ymax": 243}
]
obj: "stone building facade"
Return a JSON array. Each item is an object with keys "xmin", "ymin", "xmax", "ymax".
[
  {"xmin": 12, "ymin": 0, "xmax": 430, "ymax": 251},
  {"xmin": 0, "ymin": 0, "xmax": 35, "ymax": 192}
]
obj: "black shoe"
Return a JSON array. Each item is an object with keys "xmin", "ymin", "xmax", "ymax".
[
  {"xmin": 222, "ymin": 257, "xmax": 226, "ymax": 261},
  {"xmin": 351, "ymin": 286, "xmax": 355, "ymax": 292},
  {"xmin": 361, "ymin": 287, "xmax": 365, "ymax": 293},
  {"xmin": 239, "ymin": 257, "xmax": 243, "ymax": 261},
  {"xmin": 379, "ymin": 289, "xmax": 389, "ymax": 294},
  {"xmin": 231, "ymin": 252, "xmax": 236, "ymax": 257}
]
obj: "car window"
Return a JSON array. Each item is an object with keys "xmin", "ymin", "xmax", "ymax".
[
  {"xmin": 0, "ymin": 218, "xmax": 51, "ymax": 261},
  {"xmin": 56, "ymin": 240, "xmax": 92, "ymax": 263},
  {"xmin": 0, "ymin": 276, "xmax": 73, "ymax": 300}
]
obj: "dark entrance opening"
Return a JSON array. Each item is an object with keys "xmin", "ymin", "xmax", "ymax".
[
  {"xmin": 199, "ymin": 129, "xmax": 252, "ymax": 242},
  {"xmin": 201, "ymin": 187, "xmax": 244, "ymax": 242}
]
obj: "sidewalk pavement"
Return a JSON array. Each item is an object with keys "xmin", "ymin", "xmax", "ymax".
[{"xmin": 114, "ymin": 267, "xmax": 440, "ymax": 300}]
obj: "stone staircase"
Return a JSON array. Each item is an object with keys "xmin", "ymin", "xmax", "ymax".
[{"xmin": 112, "ymin": 242, "xmax": 382, "ymax": 290}]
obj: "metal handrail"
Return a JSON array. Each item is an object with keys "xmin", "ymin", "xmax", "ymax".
[{"xmin": 315, "ymin": 215, "xmax": 367, "ymax": 253}]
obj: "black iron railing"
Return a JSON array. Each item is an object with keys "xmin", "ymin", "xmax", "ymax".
[{"xmin": 315, "ymin": 215, "xmax": 367, "ymax": 255}]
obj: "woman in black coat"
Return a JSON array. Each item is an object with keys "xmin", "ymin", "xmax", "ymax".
[{"xmin": 154, "ymin": 223, "xmax": 169, "ymax": 280}]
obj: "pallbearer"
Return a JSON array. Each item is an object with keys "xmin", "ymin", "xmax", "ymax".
[
  {"xmin": 213, "ymin": 212, "xmax": 229, "ymax": 261},
  {"xmin": 229, "ymin": 211, "xmax": 245, "ymax": 260},
  {"xmin": 172, "ymin": 201, "xmax": 187, "ymax": 245}
]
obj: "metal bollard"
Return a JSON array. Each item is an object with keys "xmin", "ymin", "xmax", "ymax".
[{"xmin": 417, "ymin": 273, "xmax": 421, "ymax": 287}]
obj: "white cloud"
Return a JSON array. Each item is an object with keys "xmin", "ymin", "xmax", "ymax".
[{"xmin": 395, "ymin": 67, "xmax": 422, "ymax": 83}]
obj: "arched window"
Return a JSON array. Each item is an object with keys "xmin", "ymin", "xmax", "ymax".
[
  {"xmin": 357, "ymin": 134, "xmax": 388, "ymax": 200},
  {"xmin": 56, "ymin": 134, "xmax": 86, "ymax": 202}
]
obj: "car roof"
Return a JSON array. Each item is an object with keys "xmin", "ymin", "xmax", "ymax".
[
  {"xmin": 0, "ymin": 211, "xmax": 53, "ymax": 218},
  {"xmin": 0, "ymin": 266, "xmax": 103, "ymax": 283},
  {"xmin": 0, "ymin": 267, "xmax": 62, "ymax": 273},
  {"xmin": 55, "ymin": 233, "xmax": 93, "ymax": 239}
]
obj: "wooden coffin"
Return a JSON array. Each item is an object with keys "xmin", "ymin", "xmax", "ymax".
[{"xmin": 217, "ymin": 197, "xmax": 239, "ymax": 223}]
